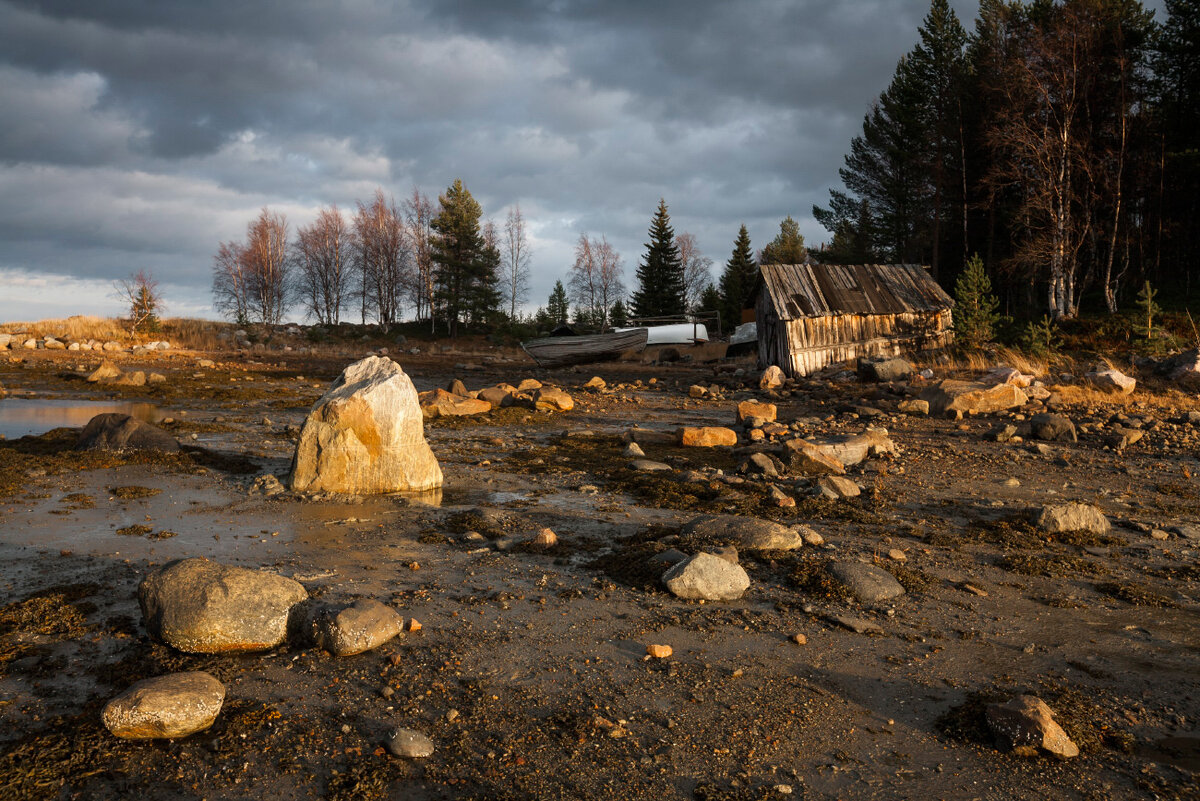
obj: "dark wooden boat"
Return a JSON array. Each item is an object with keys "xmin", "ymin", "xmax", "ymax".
[{"xmin": 521, "ymin": 328, "xmax": 649, "ymax": 368}]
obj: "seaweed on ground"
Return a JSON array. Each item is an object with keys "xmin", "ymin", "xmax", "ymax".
[{"xmin": 1094, "ymin": 581, "xmax": 1178, "ymax": 608}]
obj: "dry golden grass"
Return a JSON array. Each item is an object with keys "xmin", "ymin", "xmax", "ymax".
[
  {"xmin": 913, "ymin": 346, "xmax": 1053, "ymax": 377},
  {"xmin": 0, "ymin": 315, "xmax": 127, "ymax": 341},
  {"xmin": 160, "ymin": 318, "xmax": 229, "ymax": 351},
  {"xmin": 0, "ymin": 315, "xmax": 232, "ymax": 351},
  {"xmin": 1044, "ymin": 382, "xmax": 1199, "ymax": 411}
]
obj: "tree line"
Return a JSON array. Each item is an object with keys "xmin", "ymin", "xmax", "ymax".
[
  {"xmin": 814, "ymin": 0, "xmax": 1199, "ymax": 321},
  {"xmin": 215, "ymin": 181, "xmax": 807, "ymax": 338},
  {"xmin": 536, "ymin": 200, "xmax": 807, "ymax": 335},
  {"xmin": 212, "ymin": 180, "xmax": 527, "ymax": 334}
]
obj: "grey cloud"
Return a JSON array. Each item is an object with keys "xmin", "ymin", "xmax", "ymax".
[{"xmin": 0, "ymin": 0, "xmax": 1028, "ymax": 319}]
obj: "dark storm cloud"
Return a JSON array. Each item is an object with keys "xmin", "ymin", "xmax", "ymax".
[{"xmin": 0, "ymin": 0, "xmax": 1092, "ymax": 320}]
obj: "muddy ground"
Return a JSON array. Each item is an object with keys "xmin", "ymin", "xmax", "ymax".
[{"xmin": 0, "ymin": 344, "xmax": 1197, "ymax": 800}]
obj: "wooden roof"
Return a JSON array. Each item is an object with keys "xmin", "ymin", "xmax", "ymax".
[{"xmin": 759, "ymin": 263, "xmax": 953, "ymax": 320}]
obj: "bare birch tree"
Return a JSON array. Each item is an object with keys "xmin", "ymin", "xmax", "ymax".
[
  {"xmin": 295, "ymin": 205, "xmax": 351, "ymax": 325},
  {"xmin": 675, "ymin": 231, "xmax": 714, "ymax": 312},
  {"xmin": 594, "ymin": 236, "xmax": 624, "ymax": 329},
  {"xmin": 353, "ymin": 190, "xmax": 410, "ymax": 332},
  {"xmin": 212, "ymin": 239, "xmax": 250, "ymax": 324},
  {"xmin": 568, "ymin": 233, "xmax": 600, "ymax": 328},
  {"xmin": 502, "ymin": 204, "xmax": 532, "ymax": 321},
  {"xmin": 242, "ymin": 208, "xmax": 292, "ymax": 325},
  {"xmin": 986, "ymin": 3, "xmax": 1099, "ymax": 319},
  {"xmin": 403, "ymin": 187, "xmax": 436, "ymax": 331},
  {"xmin": 569, "ymin": 233, "xmax": 624, "ymax": 330}
]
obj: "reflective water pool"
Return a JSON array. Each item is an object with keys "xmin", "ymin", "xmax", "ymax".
[{"xmin": 0, "ymin": 398, "xmax": 162, "ymax": 439}]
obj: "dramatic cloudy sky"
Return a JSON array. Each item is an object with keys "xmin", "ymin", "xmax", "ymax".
[{"xmin": 0, "ymin": 0, "xmax": 1162, "ymax": 323}]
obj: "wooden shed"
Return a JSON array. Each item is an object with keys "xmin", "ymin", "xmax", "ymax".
[{"xmin": 755, "ymin": 263, "xmax": 954, "ymax": 377}]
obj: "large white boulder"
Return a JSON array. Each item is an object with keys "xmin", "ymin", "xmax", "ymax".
[{"xmin": 289, "ymin": 356, "xmax": 442, "ymax": 493}]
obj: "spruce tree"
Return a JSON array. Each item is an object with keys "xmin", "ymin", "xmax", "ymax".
[
  {"xmin": 908, "ymin": 0, "xmax": 968, "ymax": 278},
  {"xmin": 759, "ymin": 216, "xmax": 807, "ymax": 265},
  {"xmin": 468, "ymin": 228, "xmax": 502, "ymax": 325},
  {"xmin": 814, "ymin": 0, "xmax": 967, "ymax": 271},
  {"xmin": 697, "ymin": 283, "xmax": 721, "ymax": 325},
  {"xmin": 630, "ymin": 199, "xmax": 686, "ymax": 320},
  {"xmin": 609, "ymin": 298, "xmax": 628, "ymax": 327},
  {"xmin": 431, "ymin": 179, "xmax": 489, "ymax": 337},
  {"xmin": 717, "ymin": 224, "xmax": 757, "ymax": 330},
  {"xmin": 547, "ymin": 280, "xmax": 570, "ymax": 326},
  {"xmin": 1135, "ymin": 280, "xmax": 1161, "ymax": 342},
  {"xmin": 952, "ymin": 253, "xmax": 999, "ymax": 349}
]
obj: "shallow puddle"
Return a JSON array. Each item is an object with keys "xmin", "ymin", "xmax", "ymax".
[{"xmin": 0, "ymin": 398, "xmax": 161, "ymax": 439}]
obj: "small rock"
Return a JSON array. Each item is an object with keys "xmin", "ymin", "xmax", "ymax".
[
  {"xmin": 986, "ymin": 695, "xmax": 1079, "ymax": 759},
  {"xmin": 887, "ymin": 548, "xmax": 907, "ymax": 562},
  {"xmin": 631, "ymin": 459, "xmax": 671, "ymax": 472},
  {"xmin": 744, "ymin": 452, "xmax": 780, "ymax": 477},
  {"xmin": 830, "ymin": 615, "xmax": 884, "ymax": 635},
  {"xmin": 138, "ymin": 558, "xmax": 308, "ymax": 653},
  {"xmin": 1085, "ymin": 368, "xmax": 1136, "ymax": 395},
  {"xmin": 816, "ymin": 475, "xmax": 860, "ymax": 499},
  {"xmin": 779, "ymin": 438, "xmax": 844, "ymax": 475},
  {"xmin": 858, "ymin": 356, "xmax": 913, "ymax": 383},
  {"xmin": 737, "ymin": 400, "xmax": 777, "ymax": 423},
  {"xmin": 1037, "ymin": 502, "xmax": 1110, "ymax": 535},
  {"xmin": 662, "ymin": 552, "xmax": 751, "ymax": 601},
  {"xmin": 678, "ymin": 426, "xmax": 738, "ymax": 447},
  {"xmin": 897, "ymin": 399, "xmax": 929, "ymax": 416},
  {"xmin": 532, "ymin": 528, "xmax": 558, "ymax": 547},
  {"xmin": 623, "ymin": 442, "xmax": 646, "ymax": 458},
  {"xmin": 102, "ymin": 672, "xmax": 225, "ymax": 740},
  {"xmin": 646, "ymin": 644, "xmax": 673, "ymax": 659},
  {"xmin": 387, "ymin": 728, "xmax": 434, "ymax": 758},
  {"xmin": 86, "ymin": 361, "xmax": 123, "ymax": 383},
  {"xmin": 790, "ymin": 633, "xmax": 807, "ymax": 645},
  {"xmin": 796, "ymin": 526, "xmax": 824, "ymax": 546},
  {"xmin": 759, "ymin": 365, "xmax": 786, "ymax": 390},
  {"xmin": 250, "ymin": 474, "xmax": 285, "ymax": 497},
  {"xmin": 313, "ymin": 599, "xmax": 403, "ymax": 656},
  {"xmin": 828, "ymin": 561, "xmax": 905, "ymax": 604},
  {"xmin": 77, "ymin": 414, "xmax": 180, "ymax": 453},
  {"xmin": 1030, "ymin": 413, "xmax": 1077, "ymax": 443},
  {"xmin": 532, "ymin": 387, "xmax": 574, "ymax": 412},
  {"xmin": 683, "ymin": 514, "xmax": 803, "ymax": 551}
]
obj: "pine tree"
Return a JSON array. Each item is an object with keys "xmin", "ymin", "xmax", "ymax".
[
  {"xmin": 469, "ymin": 222, "xmax": 502, "ymax": 325},
  {"xmin": 1135, "ymin": 280, "xmax": 1161, "ymax": 341},
  {"xmin": 814, "ymin": 0, "xmax": 967, "ymax": 271},
  {"xmin": 908, "ymin": 0, "xmax": 968, "ymax": 278},
  {"xmin": 759, "ymin": 216, "xmax": 807, "ymax": 265},
  {"xmin": 431, "ymin": 179, "xmax": 489, "ymax": 337},
  {"xmin": 630, "ymin": 199, "xmax": 686, "ymax": 320},
  {"xmin": 717, "ymin": 224, "xmax": 757, "ymax": 330},
  {"xmin": 697, "ymin": 283, "xmax": 721, "ymax": 325},
  {"xmin": 547, "ymin": 280, "xmax": 570, "ymax": 326},
  {"xmin": 952, "ymin": 253, "xmax": 999, "ymax": 349},
  {"xmin": 609, "ymin": 298, "xmax": 628, "ymax": 327}
]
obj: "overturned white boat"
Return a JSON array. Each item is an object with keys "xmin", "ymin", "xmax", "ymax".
[{"xmin": 616, "ymin": 323, "xmax": 709, "ymax": 345}]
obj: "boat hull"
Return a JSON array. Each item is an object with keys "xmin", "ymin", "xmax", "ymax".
[{"xmin": 521, "ymin": 329, "xmax": 649, "ymax": 369}]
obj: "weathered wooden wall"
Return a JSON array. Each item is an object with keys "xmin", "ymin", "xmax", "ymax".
[{"xmin": 757, "ymin": 301, "xmax": 953, "ymax": 377}]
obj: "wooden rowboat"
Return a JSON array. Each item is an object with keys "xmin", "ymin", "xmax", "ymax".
[{"xmin": 521, "ymin": 328, "xmax": 649, "ymax": 369}]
